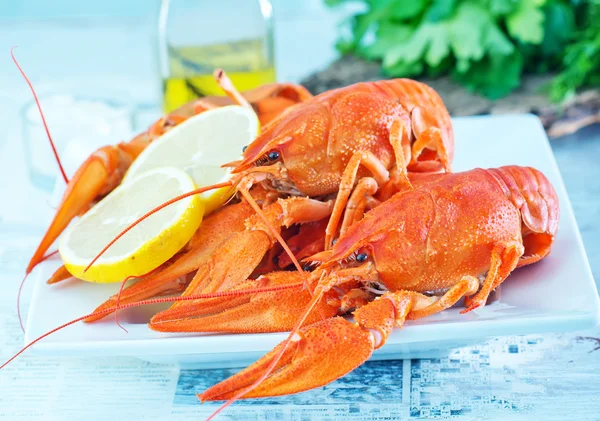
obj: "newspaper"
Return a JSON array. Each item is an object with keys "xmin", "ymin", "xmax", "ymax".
[{"xmin": 1, "ymin": 229, "xmax": 600, "ymax": 420}]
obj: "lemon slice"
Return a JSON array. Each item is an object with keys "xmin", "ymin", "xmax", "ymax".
[
  {"xmin": 125, "ymin": 105, "xmax": 259, "ymax": 214},
  {"xmin": 59, "ymin": 167, "xmax": 203, "ymax": 283}
]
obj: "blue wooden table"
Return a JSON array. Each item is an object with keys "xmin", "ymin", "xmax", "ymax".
[{"xmin": 553, "ymin": 125, "xmax": 600, "ymax": 282}]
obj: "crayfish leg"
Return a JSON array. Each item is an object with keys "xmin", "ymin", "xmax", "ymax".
[
  {"xmin": 324, "ymin": 150, "xmax": 389, "ymax": 250},
  {"xmin": 408, "ymin": 276, "xmax": 480, "ymax": 319},
  {"xmin": 325, "ymin": 116, "xmax": 416, "ymax": 249},
  {"xmin": 47, "ymin": 265, "xmax": 74, "ymax": 285},
  {"xmin": 277, "ymin": 219, "xmax": 328, "ymax": 269},
  {"xmin": 462, "ymin": 241, "xmax": 524, "ymax": 313},
  {"xmin": 410, "ymin": 107, "xmax": 453, "ymax": 173},
  {"xmin": 190, "ymin": 81, "xmax": 312, "ymax": 126},
  {"xmin": 339, "ymin": 177, "xmax": 378, "ymax": 236},
  {"xmin": 213, "ymin": 69, "xmax": 252, "ymax": 110}
]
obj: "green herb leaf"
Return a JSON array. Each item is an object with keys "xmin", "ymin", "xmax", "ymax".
[
  {"xmin": 541, "ymin": 1, "xmax": 575, "ymax": 57},
  {"xmin": 383, "ymin": 23, "xmax": 439, "ymax": 68},
  {"xmin": 485, "ymin": 22, "xmax": 515, "ymax": 56},
  {"xmin": 361, "ymin": 21, "xmax": 415, "ymax": 59},
  {"xmin": 506, "ymin": 0, "xmax": 547, "ymax": 44},
  {"xmin": 425, "ymin": 25, "xmax": 452, "ymax": 66},
  {"xmin": 453, "ymin": 50, "xmax": 523, "ymax": 99},
  {"xmin": 488, "ymin": 0, "xmax": 520, "ymax": 16},
  {"xmin": 447, "ymin": 3, "xmax": 488, "ymax": 62},
  {"xmin": 424, "ymin": 0, "xmax": 457, "ymax": 22},
  {"xmin": 390, "ymin": 0, "xmax": 427, "ymax": 20},
  {"xmin": 328, "ymin": 0, "xmax": 599, "ymax": 101}
]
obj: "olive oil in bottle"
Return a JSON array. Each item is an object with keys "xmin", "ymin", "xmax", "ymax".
[{"xmin": 158, "ymin": 0, "xmax": 276, "ymax": 113}]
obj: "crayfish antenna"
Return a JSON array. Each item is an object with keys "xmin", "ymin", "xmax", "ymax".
[
  {"xmin": 16, "ymin": 272, "xmax": 29, "ymax": 333},
  {"xmin": 83, "ymin": 181, "xmax": 232, "ymax": 273},
  {"xmin": 110, "ymin": 264, "xmax": 168, "ymax": 330},
  {"xmin": 114, "ymin": 275, "xmax": 137, "ymax": 333},
  {"xmin": 11, "ymin": 47, "xmax": 69, "ymax": 185},
  {"xmin": 17, "ymin": 250, "xmax": 59, "ymax": 333},
  {"xmin": 0, "ymin": 282, "xmax": 304, "ymax": 371},
  {"xmin": 237, "ymin": 187, "xmax": 304, "ymax": 273}
]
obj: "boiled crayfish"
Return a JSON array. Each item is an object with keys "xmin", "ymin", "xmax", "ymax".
[
  {"xmin": 82, "ymin": 77, "xmax": 455, "ymax": 319},
  {"xmin": 5, "ymin": 57, "xmax": 562, "ymax": 421},
  {"xmin": 25, "ymin": 68, "xmax": 312, "ymax": 276},
  {"xmin": 166, "ymin": 166, "xmax": 558, "ymax": 405}
]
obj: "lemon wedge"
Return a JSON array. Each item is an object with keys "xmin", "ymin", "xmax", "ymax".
[
  {"xmin": 59, "ymin": 167, "xmax": 203, "ymax": 283},
  {"xmin": 124, "ymin": 105, "xmax": 259, "ymax": 214}
]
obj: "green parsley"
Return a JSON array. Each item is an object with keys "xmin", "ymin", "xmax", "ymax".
[{"xmin": 327, "ymin": 0, "xmax": 600, "ymax": 101}]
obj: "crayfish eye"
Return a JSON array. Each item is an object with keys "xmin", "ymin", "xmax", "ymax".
[
  {"xmin": 242, "ymin": 145, "xmax": 248, "ymax": 153},
  {"xmin": 268, "ymin": 150, "xmax": 280, "ymax": 161},
  {"xmin": 356, "ymin": 253, "xmax": 368, "ymax": 262},
  {"xmin": 302, "ymin": 264, "xmax": 313, "ymax": 272}
]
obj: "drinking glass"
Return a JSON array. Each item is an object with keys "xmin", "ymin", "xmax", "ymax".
[{"xmin": 21, "ymin": 88, "xmax": 136, "ymax": 191}]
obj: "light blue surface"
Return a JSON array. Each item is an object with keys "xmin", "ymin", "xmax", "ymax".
[
  {"xmin": 0, "ymin": 0, "xmax": 156, "ymax": 20},
  {"xmin": 552, "ymin": 124, "xmax": 600, "ymax": 282},
  {"xmin": 0, "ymin": 0, "xmax": 340, "ymax": 20}
]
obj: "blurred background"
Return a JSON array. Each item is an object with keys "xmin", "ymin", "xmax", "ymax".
[
  {"xmin": 2, "ymin": 0, "xmax": 598, "ymax": 131},
  {"xmin": 0, "ymin": 0, "xmax": 353, "ymax": 226},
  {"xmin": 0, "ymin": 0, "xmax": 598, "ymax": 275},
  {"xmin": 0, "ymin": 1, "xmax": 352, "ymax": 109}
]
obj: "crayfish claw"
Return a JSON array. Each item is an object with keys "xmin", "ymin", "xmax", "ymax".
[{"xmin": 200, "ymin": 317, "xmax": 373, "ymax": 400}]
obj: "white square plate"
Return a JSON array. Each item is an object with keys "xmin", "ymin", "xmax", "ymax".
[{"xmin": 26, "ymin": 115, "xmax": 600, "ymax": 367}]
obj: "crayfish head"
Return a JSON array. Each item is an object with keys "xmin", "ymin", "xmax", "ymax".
[
  {"xmin": 308, "ymin": 244, "xmax": 373, "ymax": 271},
  {"xmin": 232, "ymin": 101, "xmax": 307, "ymax": 176},
  {"xmin": 230, "ymin": 161, "xmax": 303, "ymax": 197},
  {"xmin": 231, "ymin": 129, "xmax": 301, "ymax": 196},
  {"xmin": 234, "ymin": 101, "xmax": 338, "ymax": 197}
]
